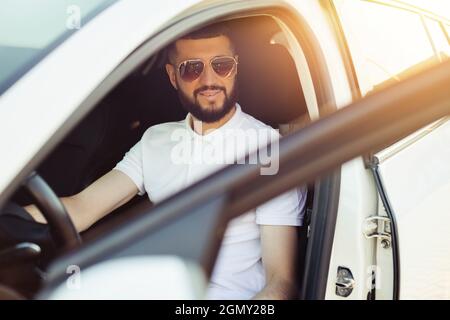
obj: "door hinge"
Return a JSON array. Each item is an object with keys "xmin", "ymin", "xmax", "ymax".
[{"xmin": 363, "ymin": 216, "xmax": 392, "ymax": 249}]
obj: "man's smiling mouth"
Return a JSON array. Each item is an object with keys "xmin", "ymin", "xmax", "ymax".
[{"xmin": 199, "ymin": 89, "xmax": 222, "ymax": 97}]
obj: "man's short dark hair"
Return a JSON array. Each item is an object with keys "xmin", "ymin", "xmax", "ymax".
[{"xmin": 166, "ymin": 22, "xmax": 235, "ymax": 65}]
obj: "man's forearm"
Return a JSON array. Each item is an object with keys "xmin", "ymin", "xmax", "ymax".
[{"xmin": 24, "ymin": 196, "xmax": 88, "ymax": 232}]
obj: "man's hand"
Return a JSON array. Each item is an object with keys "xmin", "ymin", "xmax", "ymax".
[{"xmin": 253, "ymin": 225, "xmax": 299, "ymax": 300}]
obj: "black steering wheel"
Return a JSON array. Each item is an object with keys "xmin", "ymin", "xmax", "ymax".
[
  {"xmin": 21, "ymin": 171, "xmax": 81, "ymax": 251},
  {"xmin": 0, "ymin": 172, "xmax": 81, "ymax": 298}
]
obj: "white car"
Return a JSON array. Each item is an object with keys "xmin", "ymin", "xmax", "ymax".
[{"xmin": 0, "ymin": 0, "xmax": 449, "ymax": 300}]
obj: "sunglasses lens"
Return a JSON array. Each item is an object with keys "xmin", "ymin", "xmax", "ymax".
[
  {"xmin": 179, "ymin": 61, "xmax": 204, "ymax": 82},
  {"xmin": 211, "ymin": 57, "xmax": 236, "ymax": 77}
]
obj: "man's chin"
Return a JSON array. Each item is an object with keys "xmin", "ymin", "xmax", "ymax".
[
  {"xmin": 198, "ymin": 102, "xmax": 225, "ymax": 112},
  {"xmin": 197, "ymin": 108, "xmax": 228, "ymax": 123},
  {"xmin": 195, "ymin": 99, "xmax": 228, "ymax": 116},
  {"xmin": 178, "ymin": 86, "xmax": 237, "ymax": 123}
]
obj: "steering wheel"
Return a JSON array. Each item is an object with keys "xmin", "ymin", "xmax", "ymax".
[
  {"xmin": 0, "ymin": 172, "xmax": 81, "ymax": 298},
  {"xmin": 21, "ymin": 171, "xmax": 81, "ymax": 251}
]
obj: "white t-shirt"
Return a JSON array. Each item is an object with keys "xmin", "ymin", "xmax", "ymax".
[{"xmin": 114, "ymin": 103, "xmax": 306, "ymax": 299}]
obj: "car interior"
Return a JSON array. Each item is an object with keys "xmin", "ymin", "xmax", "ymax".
[{"xmin": 0, "ymin": 15, "xmax": 315, "ymax": 299}]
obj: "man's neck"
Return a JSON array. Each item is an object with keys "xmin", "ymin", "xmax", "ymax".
[{"xmin": 191, "ymin": 104, "xmax": 237, "ymax": 135}]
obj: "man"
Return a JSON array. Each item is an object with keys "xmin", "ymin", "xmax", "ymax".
[{"xmin": 26, "ymin": 23, "xmax": 306, "ymax": 299}]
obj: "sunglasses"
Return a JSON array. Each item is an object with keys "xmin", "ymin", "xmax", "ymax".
[{"xmin": 176, "ymin": 56, "xmax": 238, "ymax": 82}]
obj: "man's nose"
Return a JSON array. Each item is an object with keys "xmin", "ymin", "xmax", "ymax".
[{"xmin": 198, "ymin": 63, "xmax": 217, "ymax": 85}]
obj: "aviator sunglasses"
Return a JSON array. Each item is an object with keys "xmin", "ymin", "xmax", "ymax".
[{"xmin": 177, "ymin": 56, "xmax": 238, "ymax": 82}]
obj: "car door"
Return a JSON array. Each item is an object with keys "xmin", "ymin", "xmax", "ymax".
[
  {"xmin": 37, "ymin": 57, "xmax": 450, "ymax": 299},
  {"xmin": 373, "ymin": 117, "xmax": 450, "ymax": 300},
  {"xmin": 331, "ymin": 0, "xmax": 450, "ymax": 299},
  {"xmin": 377, "ymin": 14, "xmax": 450, "ymax": 301}
]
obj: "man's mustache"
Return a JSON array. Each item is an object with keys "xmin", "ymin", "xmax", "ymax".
[{"xmin": 194, "ymin": 85, "xmax": 226, "ymax": 97}]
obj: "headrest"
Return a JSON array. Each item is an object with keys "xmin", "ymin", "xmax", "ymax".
[{"xmin": 237, "ymin": 43, "xmax": 307, "ymax": 128}]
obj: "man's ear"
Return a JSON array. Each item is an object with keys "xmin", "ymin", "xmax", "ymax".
[{"xmin": 165, "ymin": 63, "xmax": 178, "ymax": 90}]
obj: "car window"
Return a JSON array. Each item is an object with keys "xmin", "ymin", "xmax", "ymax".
[
  {"xmin": 424, "ymin": 18, "xmax": 450, "ymax": 60},
  {"xmin": 333, "ymin": 0, "xmax": 439, "ymax": 96},
  {"xmin": 0, "ymin": 0, "xmax": 117, "ymax": 95}
]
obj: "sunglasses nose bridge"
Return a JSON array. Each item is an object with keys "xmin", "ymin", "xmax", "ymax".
[{"xmin": 198, "ymin": 60, "xmax": 219, "ymax": 83}]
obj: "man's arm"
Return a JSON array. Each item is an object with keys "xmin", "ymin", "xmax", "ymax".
[
  {"xmin": 24, "ymin": 169, "xmax": 139, "ymax": 232},
  {"xmin": 253, "ymin": 225, "xmax": 299, "ymax": 300}
]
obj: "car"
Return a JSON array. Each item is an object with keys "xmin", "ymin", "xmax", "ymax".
[{"xmin": 0, "ymin": 0, "xmax": 449, "ymax": 300}]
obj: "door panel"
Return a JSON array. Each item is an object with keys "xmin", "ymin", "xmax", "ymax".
[{"xmin": 376, "ymin": 118, "xmax": 450, "ymax": 299}]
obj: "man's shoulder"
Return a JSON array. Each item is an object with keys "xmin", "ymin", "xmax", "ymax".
[
  {"xmin": 239, "ymin": 110, "xmax": 281, "ymax": 139},
  {"xmin": 141, "ymin": 119, "xmax": 186, "ymax": 143}
]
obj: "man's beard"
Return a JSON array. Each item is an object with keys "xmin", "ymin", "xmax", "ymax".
[{"xmin": 177, "ymin": 78, "xmax": 238, "ymax": 123}]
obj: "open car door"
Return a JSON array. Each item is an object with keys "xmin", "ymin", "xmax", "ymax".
[
  {"xmin": 370, "ymin": 103, "xmax": 450, "ymax": 300},
  {"xmin": 38, "ymin": 59, "xmax": 450, "ymax": 300}
]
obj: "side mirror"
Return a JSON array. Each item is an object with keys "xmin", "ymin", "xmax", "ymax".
[{"xmin": 39, "ymin": 255, "xmax": 207, "ymax": 299}]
